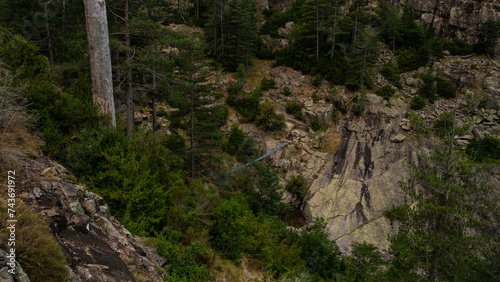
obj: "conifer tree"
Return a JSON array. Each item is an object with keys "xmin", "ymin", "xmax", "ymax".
[
  {"xmin": 169, "ymin": 35, "xmax": 223, "ymax": 178},
  {"xmin": 389, "ymin": 141, "xmax": 500, "ymax": 280}
]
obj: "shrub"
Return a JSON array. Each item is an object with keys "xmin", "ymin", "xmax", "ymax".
[
  {"xmin": 285, "ymin": 100, "xmax": 304, "ymax": 120},
  {"xmin": 225, "ymin": 125, "xmax": 245, "ymax": 155},
  {"xmin": 436, "ymin": 79, "xmax": 457, "ymax": 98},
  {"xmin": 410, "ymin": 95, "xmax": 426, "ymax": 110},
  {"xmin": 433, "ymin": 112, "xmax": 455, "ymax": 137},
  {"xmin": 384, "ymin": 204, "xmax": 410, "ymax": 222},
  {"xmin": 466, "ymin": 135, "xmax": 500, "ymax": 162},
  {"xmin": 297, "ymin": 218, "xmax": 342, "ymax": 279},
  {"xmin": 66, "ymin": 126, "xmax": 186, "ymax": 236},
  {"xmin": 155, "ymin": 235, "xmax": 210, "ymax": 281},
  {"xmin": 312, "ymin": 74, "xmax": 322, "ymax": 87},
  {"xmin": 210, "ymin": 199, "xmax": 246, "ymax": 260},
  {"xmin": 259, "ymin": 77, "xmax": 277, "ymax": 91},
  {"xmin": 444, "ymin": 39, "xmax": 473, "ymax": 55},
  {"xmin": 418, "ymin": 71, "xmax": 437, "ymax": 102},
  {"xmin": 282, "ymin": 87, "xmax": 292, "ymax": 96},
  {"xmin": 376, "ymin": 84, "xmax": 396, "ymax": 100},
  {"xmin": 0, "ymin": 199, "xmax": 68, "ymax": 281},
  {"xmin": 286, "ymin": 175, "xmax": 308, "ymax": 203},
  {"xmin": 397, "ymin": 48, "xmax": 419, "ymax": 72},
  {"xmin": 241, "ymin": 213, "xmax": 304, "ymax": 277},
  {"xmin": 255, "ymin": 100, "xmax": 285, "ymax": 131},
  {"xmin": 343, "ymin": 242, "xmax": 386, "ymax": 281},
  {"xmin": 381, "ymin": 61, "xmax": 401, "ymax": 87},
  {"xmin": 227, "ymin": 89, "xmax": 262, "ymax": 122},
  {"xmin": 310, "ymin": 117, "xmax": 321, "ymax": 132},
  {"xmin": 351, "ymin": 93, "xmax": 370, "ymax": 116},
  {"xmin": 312, "ymin": 91, "xmax": 320, "ymax": 102}
]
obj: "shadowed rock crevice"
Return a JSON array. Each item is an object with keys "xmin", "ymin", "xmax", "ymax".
[{"xmin": 304, "ymin": 98, "xmax": 413, "ymax": 253}]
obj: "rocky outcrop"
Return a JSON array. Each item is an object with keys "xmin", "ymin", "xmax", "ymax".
[
  {"xmin": 303, "ymin": 95, "xmax": 414, "ymax": 254},
  {"xmin": 7, "ymin": 151, "xmax": 165, "ymax": 281},
  {"xmin": 393, "ymin": 0, "xmax": 500, "ymax": 43},
  {"xmin": 0, "ymin": 250, "xmax": 30, "ymax": 282}
]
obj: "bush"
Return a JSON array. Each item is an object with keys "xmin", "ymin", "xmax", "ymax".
[
  {"xmin": 312, "ymin": 74, "xmax": 322, "ymax": 87},
  {"xmin": 66, "ymin": 125, "xmax": 186, "ymax": 236},
  {"xmin": 255, "ymin": 100, "xmax": 285, "ymax": 131},
  {"xmin": 444, "ymin": 39, "xmax": 473, "ymax": 55},
  {"xmin": 433, "ymin": 112, "xmax": 455, "ymax": 137},
  {"xmin": 225, "ymin": 125, "xmax": 245, "ymax": 155},
  {"xmin": 259, "ymin": 77, "xmax": 277, "ymax": 91},
  {"xmin": 155, "ymin": 235, "xmax": 210, "ymax": 281},
  {"xmin": 410, "ymin": 95, "xmax": 426, "ymax": 110},
  {"xmin": 285, "ymin": 100, "xmax": 304, "ymax": 120},
  {"xmin": 351, "ymin": 94, "xmax": 370, "ymax": 116},
  {"xmin": 0, "ymin": 199, "xmax": 68, "ymax": 281},
  {"xmin": 241, "ymin": 213, "xmax": 304, "ymax": 277},
  {"xmin": 210, "ymin": 199, "xmax": 246, "ymax": 260},
  {"xmin": 436, "ymin": 79, "xmax": 457, "ymax": 98},
  {"xmin": 376, "ymin": 84, "xmax": 396, "ymax": 100},
  {"xmin": 418, "ymin": 71, "xmax": 437, "ymax": 102},
  {"xmin": 286, "ymin": 175, "xmax": 308, "ymax": 204},
  {"xmin": 381, "ymin": 61, "xmax": 401, "ymax": 87},
  {"xmin": 227, "ymin": 89, "xmax": 262, "ymax": 122},
  {"xmin": 297, "ymin": 218, "xmax": 342, "ymax": 279},
  {"xmin": 282, "ymin": 87, "xmax": 292, "ymax": 96},
  {"xmin": 343, "ymin": 242, "xmax": 386, "ymax": 281},
  {"xmin": 310, "ymin": 117, "xmax": 321, "ymax": 132},
  {"xmin": 466, "ymin": 135, "xmax": 500, "ymax": 162},
  {"xmin": 397, "ymin": 48, "xmax": 419, "ymax": 72}
]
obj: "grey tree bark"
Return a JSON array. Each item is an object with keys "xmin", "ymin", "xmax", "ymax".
[
  {"xmin": 125, "ymin": 0, "xmax": 134, "ymax": 138},
  {"xmin": 83, "ymin": 0, "xmax": 116, "ymax": 127}
]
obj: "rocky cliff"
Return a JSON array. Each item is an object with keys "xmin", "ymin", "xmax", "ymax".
[
  {"xmin": 392, "ymin": 0, "xmax": 500, "ymax": 43},
  {"xmin": 0, "ymin": 148, "xmax": 165, "ymax": 281},
  {"xmin": 301, "ymin": 52, "xmax": 500, "ymax": 253}
]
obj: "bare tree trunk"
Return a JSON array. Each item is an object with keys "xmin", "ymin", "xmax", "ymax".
[
  {"xmin": 352, "ymin": 2, "xmax": 360, "ymax": 52},
  {"xmin": 152, "ymin": 66, "xmax": 157, "ymax": 132},
  {"xmin": 189, "ymin": 53, "xmax": 195, "ymax": 179},
  {"xmin": 361, "ymin": 46, "xmax": 367, "ymax": 86},
  {"xmin": 330, "ymin": 0, "xmax": 339, "ymax": 59},
  {"xmin": 220, "ymin": 3, "xmax": 224, "ymax": 54},
  {"xmin": 62, "ymin": 0, "xmax": 66, "ymax": 34},
  {"xmin": 316, "ymin": 0, "xmax": 319, "ymax": 61},
  {"xmin": 44, "ymin": 1, "xmax": 54, "ymax": 73},
  {"xmin": 83, "ymin": 0, "xmax": 116, "ymax": 127},
  {"xmin": 125, "ymin": 0, "xmax": 134, "ymax": 138}
]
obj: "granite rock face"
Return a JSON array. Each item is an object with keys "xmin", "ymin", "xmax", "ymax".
[
  {"xmin": 393, "ymin": 0, "xmax": 500, "ymax": 43},
  {"xmin": 303, "ymin": 96, "xmax": 415, "ymax": 254},
  {"xmin": 3, "ymin": 150, "xmax": 166, "ymax": 282}
]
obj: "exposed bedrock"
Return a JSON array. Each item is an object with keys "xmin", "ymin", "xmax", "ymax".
[
  {"xmin": 393, "ymin": 0, "xmax": 500, "ymax": 43},
  {"xmin": 303, "ymin": 95, "xmax": 417, "ymax": 254}
]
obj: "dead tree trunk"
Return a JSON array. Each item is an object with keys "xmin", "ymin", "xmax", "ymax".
[
  {"xmin": 44, "ymin": 1, "xmax": 54, "ymax": 73},
  {"xmin": 125, "ymin": 0, "xmax": 134, "ymax": 138},
  {"xmin": 152, "ymin": 66, "xmax": 157, "ymax": 132},
  {"xmin": 83, "ymin": 0, "xmax": 116, "ymax": 127}
]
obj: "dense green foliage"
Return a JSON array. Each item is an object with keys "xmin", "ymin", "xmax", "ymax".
[
  {"xmin": 255, "ymin": 100, "xmax": 285, "ymax": 131},
  {"xmin": 466, "ymin": 135, "xmax": 500, "ymax": 163},
  {"xmin": 2, "ymin": 0, "xmax": 499, "ymax": 280},
  {"xmin": 285, "ymin": 100, "xmax": 304, "ymax": 120},
  {"xmin": 375, "ymin": 84, "xmax": 396, "ymax": 100},
  {"xmin": 389, "ymin": 143, "xmax": 500, "ymax": 281}
]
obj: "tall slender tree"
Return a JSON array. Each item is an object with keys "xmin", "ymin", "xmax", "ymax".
[
  {"xmin": 389, "ymin": 141, "xmax": 500, "ymax": 280},
  {"xmin": 83, "ymin": 0, "xmax": 116, "ymax": 127}
]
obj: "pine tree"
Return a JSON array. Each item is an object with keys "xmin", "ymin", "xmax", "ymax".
[
  {"xmin": 348, "ymin": 27, "xmax": 379, "ymax": 89},
  {"xmin": 389, "ymin": 141, "xmax": 500, "ymax": 280},
  {"xmin": 169, "ymin": 36, "xmax": 223, "ymax": 179},
  {"xmin": 203, "ymin": 0, "xmax": 258, "ymax": 70}
]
